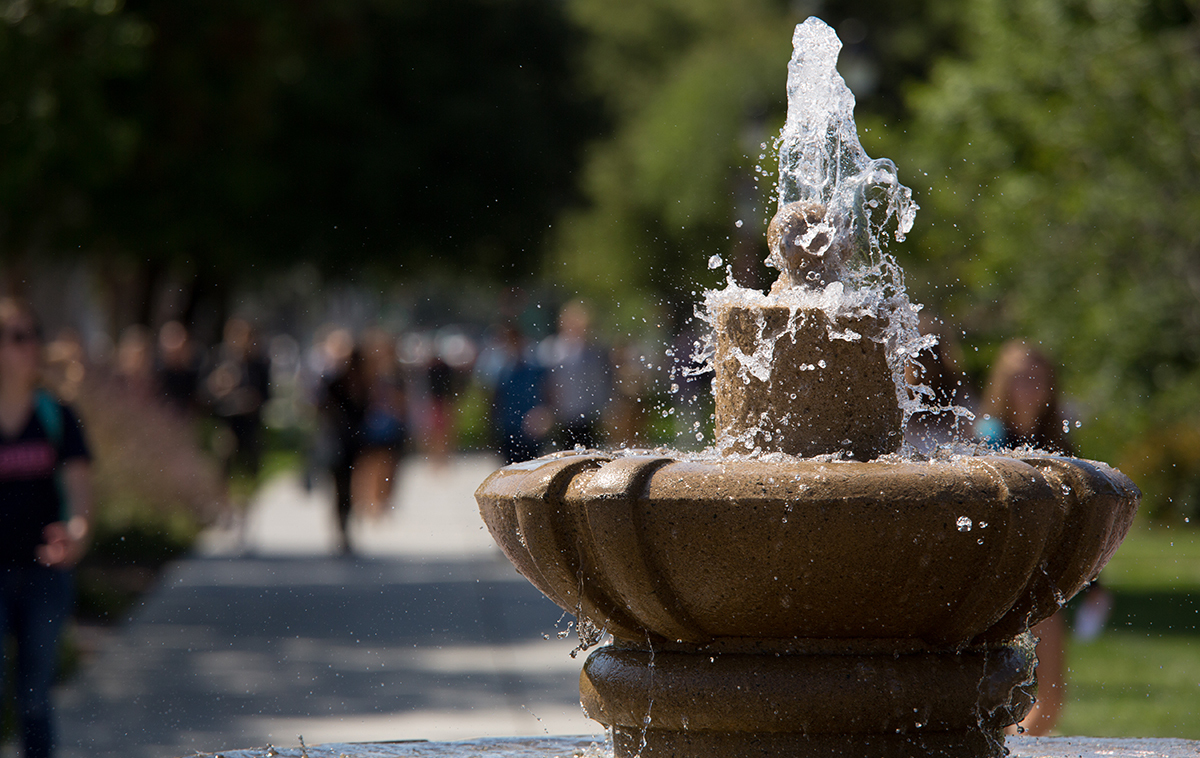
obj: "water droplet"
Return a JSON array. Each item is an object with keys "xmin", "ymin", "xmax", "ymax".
[
  {"xmin": 708, "ymin": 254, "xmax": 723, "ymax": 269},
  {"xmin": 956, "ymin": 516, "xmax": 972, "ymax": 532},
  {"xmin": 735, "ymin": 219, "xmax": 744, "ymax": 228},
  {"xmin": 1062, "ymin": 419, "xmax": 1070, "ymax": 434},
  {"xmin": 817, "ymin": 359, "xmax": 826, "ymax": 368}
]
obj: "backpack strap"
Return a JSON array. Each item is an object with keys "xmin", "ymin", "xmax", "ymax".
[
  {"xmin": 34, "ymin": 389, "xmax": 63, "ymax": 450},
  {"xmin": 33, "ymin": 388, "xmax": 69, "ymax": 520}
]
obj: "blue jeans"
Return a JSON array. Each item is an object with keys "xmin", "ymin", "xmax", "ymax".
[{"xmin": 0, "ymin": 565, "xmax": 73, "ymax": 758}]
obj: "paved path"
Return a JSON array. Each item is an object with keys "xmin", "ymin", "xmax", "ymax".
[{"xmin": 54, "ymin": 454, "xmax": 602, "ymax": 758}]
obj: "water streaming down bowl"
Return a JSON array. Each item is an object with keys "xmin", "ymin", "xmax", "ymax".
[{"xmin": 476, "ymin": 17, "xmax": 1140, "ymax": 758}]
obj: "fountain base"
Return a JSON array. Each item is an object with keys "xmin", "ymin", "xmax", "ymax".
[{"xmin": 583, "ymin": 636, "xmax": 1035, "ymax": 758}]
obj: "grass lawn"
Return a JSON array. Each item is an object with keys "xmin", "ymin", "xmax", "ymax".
[{"xmin": 1055, "ymin": 523, "xmax": 1200, "ymax": 737}]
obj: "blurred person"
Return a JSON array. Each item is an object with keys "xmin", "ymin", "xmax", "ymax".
[
  {"xmin": 156, "ymin": 320, "xmax": 201, "ymax": 414},
  {"xmin": 539, "ymin": 302, "xmax": 613, "ymax": 450},
  {"xmin": 978, "ymin": 341, "xmax": 1073, "ymax": 736},
  {"xmin": 604, "ymin": 337, "xmax": 653, "ymax": 449},
  {"xmin": 42, "ymin": 329, "xmax": 87, "ymax": 405},
  {"xmin": 352, "ymin": 329, "xmax": 408, "ymax": 517},
  {"xmin": 317, "ymin": 336, "xmax": 366, "ymax": 554},
  {"xmin": 0, "ymin": 298, "xmax": 93, "ymax": 758},
  {"xmin": 490, "ymin": 324, "xmax": 550, "ymax": 464},
  {"xmin": 203, "ymin": 318, "xmax": 271, "ymax": 493},
  {"xmin": 424, "ymin": 352, "xmax": 455, "ymax": 466},
  {"xmin": 903, "ymin": 320, "xmax": 974, "ymax": 455},
  {"xmin": 115, "ymin": 324, "xmax": 155, "ymax": 399}
]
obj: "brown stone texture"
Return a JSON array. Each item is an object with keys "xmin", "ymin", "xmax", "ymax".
[
  {"xmin": 713, "ymin": 304, "xmax": 902, "ymax": 459},
  {"xmin": 582, "ymin": 636, "xmax": 1034, "ymax": 754},
  {"xmin": 476, "ymin": 451, "xmax": 1140, "ymax": 758},
  {"xmin": 476, "ymin": 454, "xmax": 1138, "ymax": 647}
]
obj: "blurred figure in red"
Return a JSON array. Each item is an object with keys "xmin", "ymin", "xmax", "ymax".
[
  {"xmin": 115, "ymin": 324, "xmax": 155, "ymax": 400},
  {"xmin": 978, "ymin": 341, "xmax": 1074, "ymax": 736},
  {"xmin": 0, "ymin": 298, "xmax": 93, "ymax": 758},
  {"xmin": 425, "ymin": 352, "xmax": 454, "ymax": 466}
]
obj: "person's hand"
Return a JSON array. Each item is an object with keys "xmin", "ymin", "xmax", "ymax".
[{"xmin": 36, "ymin": 517, "xmax": 89, "ymax": 568}]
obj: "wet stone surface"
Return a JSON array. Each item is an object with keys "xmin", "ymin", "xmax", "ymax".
[{"xmin": 193, "ymin": 736, "xmax": 1200, "ymax": 758}]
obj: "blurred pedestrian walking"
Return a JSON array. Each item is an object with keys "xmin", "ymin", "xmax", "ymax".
[
  {"xmin": 202, "ymin": 318, "xmax": 271, "ymax": 498},
  {"xmin": 353, "ymin": 329, "xmax": 408, "ymax": 518},
  {"xmin": 539, "ymin": 302, "xmax": 612, "ymax": 450},
  {"xmin": 424, "ymin": 352, "xmax": 455, "ymax": 466},
  {"xmin": 155, "ymin": 320, "xmax": 201, "ymax": 415},
  {"xmin": 489, "ymin": 324, "xmax": 550, "ymax": 464},
  {"xmin": 0, "ymin": 298, "xmax": 93, "ymax": 758},
  {"xmin": 316, "ymin": 331, "xmax": 366, "ymax": 554}
]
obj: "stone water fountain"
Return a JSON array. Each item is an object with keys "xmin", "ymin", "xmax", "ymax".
[{"xmin": 474, "ymin": 17, "xmax": 1141, "ymax": 758}]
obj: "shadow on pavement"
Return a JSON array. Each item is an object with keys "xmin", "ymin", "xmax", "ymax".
[{"xmin": 56, "ymin": 555, "xmax": 593, "ymax": 758}]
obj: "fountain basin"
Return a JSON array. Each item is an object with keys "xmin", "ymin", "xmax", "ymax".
[
  {"xmin": 476, "ymin": 452, "xmax": 1138, "ymax": 647},
  {"xmin": 476, "ymin": 450, "xmax": 1138, "ymax": 757}
]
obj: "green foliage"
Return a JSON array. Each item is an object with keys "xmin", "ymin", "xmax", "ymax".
[
  {"xmin": 1, "ymin": 0, "xmax": 597, "ymax": 281},
  {"xmin": 552, "ymin": 0, "xmax": 791, "ymax": 305},
  {"xmin": 0, "ymin": 0, "xmax": 150, "ymax": 250},
  {"xmin": 454, "ymin": 379, "xmax": 492, "ymax": 451},
  {"xmin": 551, "ymin": 0, "xmax": 966, "ymax": 311},
  {"xmin": 893, "ymin": 0, "xmax": 1200, "ymax": 485}
]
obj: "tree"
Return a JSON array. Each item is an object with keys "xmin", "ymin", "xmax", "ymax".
[
  {"xmin": 549, "ymin": 0, "xmax": 965, "ymax": 316},
  {"xmin": 0, "ymin": 0, "xmax": 149, "ymax": 261},
  {"xmin": 2, "ymin": 0, "xmax": 598, "ymax": 323},
  {"xmin": 893, "ymin": 0, "xmax": 1200, "ymax": 514}
]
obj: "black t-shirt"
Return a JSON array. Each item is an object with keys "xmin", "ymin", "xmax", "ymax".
[{"xmin": 0, "ymin": 398, "xmax": 91, "ymax": 566}]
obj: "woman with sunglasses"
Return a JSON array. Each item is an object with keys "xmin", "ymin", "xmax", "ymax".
[{"xmin": 0, "ymin": 298, "xmax": 93, "ymax": 758}]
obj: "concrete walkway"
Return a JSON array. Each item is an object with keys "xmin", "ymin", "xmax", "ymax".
[{"xmin": 54, "ymin": 454, "xmax": 603, "ymax": 758}]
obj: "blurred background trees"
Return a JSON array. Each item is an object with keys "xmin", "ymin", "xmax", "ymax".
[
  {"xmin": 2, "ymin": 0, "xmax": 1199, "ymax": 519},
  {"xmin": 891, "ymin": 0, "xmax": 1200, "ymax": 515},
  {"xmin": 2, "ymin": 0, "xmax": 597, "ymax": 322}
]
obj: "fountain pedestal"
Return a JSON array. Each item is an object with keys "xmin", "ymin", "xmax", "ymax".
[
  {"xmin": 584, "ymin": 636, "xmax": 1033, "ymax": 758},
  {"xmin": 476, "ymin": 451, "xmax": 1138, "ymax": 758}
]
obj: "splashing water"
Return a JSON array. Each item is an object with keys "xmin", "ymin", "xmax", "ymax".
[
  {"xmin": 773, "ymin": 17, "xmax": 917, "ymax": 278},
  {"xmin": 688, "ymin": 17, "xmax": 972, "ymax": 454}
]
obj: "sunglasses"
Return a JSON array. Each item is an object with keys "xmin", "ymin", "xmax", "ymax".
[{"xmin": 0, "ymin": 328, "xmax": 37, "ymax": 346}]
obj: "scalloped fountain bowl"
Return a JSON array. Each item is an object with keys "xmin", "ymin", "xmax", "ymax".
[{"xmin": 476, "ymin": 450, "xmax": 1138, "ymax": 757}]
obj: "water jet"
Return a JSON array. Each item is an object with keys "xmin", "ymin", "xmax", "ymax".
[{"xmin": 476, "ymin": 17, "xmax": 1139, "ymax": 758}]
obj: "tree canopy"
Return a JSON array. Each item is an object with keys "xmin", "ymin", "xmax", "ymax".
[
  {"xmin": 0, "ymin": 0, "xmax": 597, "ymax": 282},
  {"xmin": 893, "ymin": 0, "xmax": 1200, "ymax": 512},
  {"xmin": 549, "ymin": 0, "xmax": 963, "ymax": 312}
]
